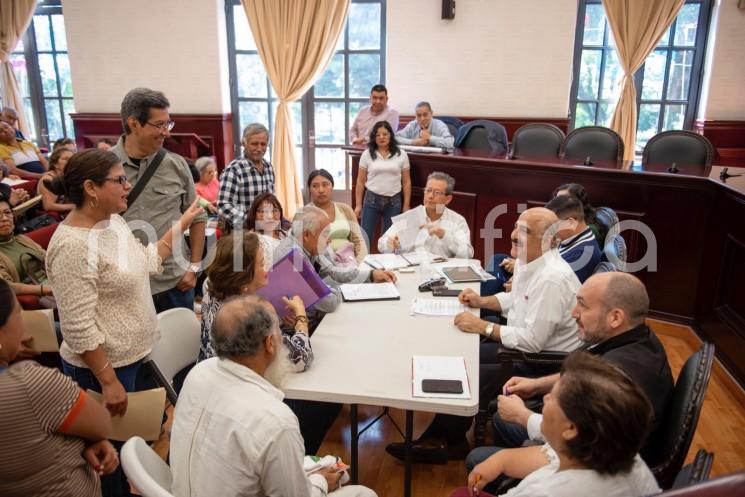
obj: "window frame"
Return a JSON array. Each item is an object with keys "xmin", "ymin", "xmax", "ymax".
[
  {"xmin": 568, "ymin": 0, "xmax": 712, "ymax": 151},
  {"xmin": 15, "ymin": 0, "xmax": 74, "ymax": 147}
]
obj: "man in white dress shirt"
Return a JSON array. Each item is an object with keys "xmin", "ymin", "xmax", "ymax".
[
  {"xmin": 377, "ymin": 172, "xmax": 473, "ymax": 258},
  {"xmin": 386, "ymin": 207, "xmax": 582, "ymax": 464},
  {"xmin": 170, "ymin": 295, "xmax": 377, "ymax": 497},
  {"xmin": 395, "ymin": 102, "xmax": 454, "ymax": 149}
]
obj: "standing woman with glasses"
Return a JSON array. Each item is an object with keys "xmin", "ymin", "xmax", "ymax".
[
  {"xmin": 44, "ymin": 149, "xmax": 202, "ymax": 497},
  {"xmin": 354, "ymin": 120, "xmax": 411, "ymax": 250}
]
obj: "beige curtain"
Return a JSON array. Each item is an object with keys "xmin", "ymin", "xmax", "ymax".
[
  {"xmin": 603, "ymin": 0, "xmax": 684, "ymax": 160},
  {"xmin": 0, "ymin": 0, "xmax": 36, "ymax": 138},
  {"xmin": 242, "ymin": 0, "xmax": 350, "ymax": 216}
]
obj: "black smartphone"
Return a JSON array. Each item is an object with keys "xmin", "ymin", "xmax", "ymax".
[
  {"xmin": 421, "ymin": 379, "xmax": 464, "ymax": 394},
  {"xmin": 432, "ymin": 288, "xmax": 462, "ymax": 297}
]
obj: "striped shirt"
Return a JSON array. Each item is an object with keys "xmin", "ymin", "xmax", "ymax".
[
  {"xmin": 217, "ymin": 157, "xmax": 275, "ymax": 228},
  {"xmin": 0, "ymin": 361, "xmax": 100, "ymax": 497},
  {"xmin": 558, "ymin": 226, "xmax": 602, "ymax": 283}
]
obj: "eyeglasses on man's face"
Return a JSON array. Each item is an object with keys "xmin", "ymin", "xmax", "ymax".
[
  {"xmin": 146, "ymin": 120, "xmax": 175, "ymax": 132},
  {"xmin": 0, "ymin": 209, "xmax": 14, "ymax": 219},
  {"xmin": 103, "ymin": 175, "xmax": 129, "ymax": 186},
  {"xmin": 424, "ymin": 188, "xmax": 448, "ymax": 197}
]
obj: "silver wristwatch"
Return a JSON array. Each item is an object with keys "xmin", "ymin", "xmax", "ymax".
[{"xmin": 485, "ymin": 322, "xmax": 495, "ymax": 338}]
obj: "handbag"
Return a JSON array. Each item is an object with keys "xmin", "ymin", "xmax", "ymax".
[
  {"xmin": 16, "ymin": 213, "xmax": 56, "ymax": 234},
  {"xmin": 20, "ymin": 251, "xmax": 57, "ymax": 309}
]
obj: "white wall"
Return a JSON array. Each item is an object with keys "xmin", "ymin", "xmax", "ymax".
[
  {"xmin": 64, "ymin": 0, "xmax": 230, "ymax": 114},
  {"xmin": 386, "ymin": 0, "xmax": 577, "ymax": 117},
  {"xmin": 699, "ymin": 0, "xmax": 745, "ymax": 120}
]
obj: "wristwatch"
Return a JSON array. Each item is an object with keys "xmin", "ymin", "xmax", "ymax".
[
  {"xmin": 188, "ymin": 263, "xmax": 201, "ymax": 273},
  {"xmin": 484, "ymin": 322, "xmax": 495, "ymax": 338}
]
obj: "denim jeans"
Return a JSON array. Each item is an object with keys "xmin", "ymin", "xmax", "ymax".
[
  {"xmin": 360, "ymin": 190, "xmax": 402, "ymax": 251},
  {"xmin": 152, "ymin": 285, "xmax": 195, "ymax": 314},
  {"xmin": 62, "ymin": 359, "xmax": 144, "ymax": 497}
]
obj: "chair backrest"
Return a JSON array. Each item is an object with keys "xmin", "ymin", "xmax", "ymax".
[
  {"xmin": 438, "ymin": 115, "xmax": 464, "ymax": 138},
  {"xmin": 642, "ymin": 130, "xmax": 714, "ymax": 168},
  {"xmin": 24, "ymin": 222, "xmax": 59, "ymax": 249},
  {"xmin": 121, "ymin": 436, "xmax": 174, "ymax": 497},
  {"xmin": 648, "ymin": 342, "xmax": 715, "ymax": 489},
  {"xmin": 594, "ymin": 206, "xmax": 627, "ymax": 270},
  {"xmin": 593, "ymin": 260, "xmax": 618, "ymax": 274},
  {"xmin": 561, "ymin": 126, "xmax": 625, "ymax": 163},
  {"xmin": 461, "ymin": 126, "xmax": 491, "ymax": 151},
  {"xmin": 148, "ymin": 308, "xmax": 201, "ymax": 401},
  {"xmin": 671, "ymin": 449, "xmax": 714, "ymax": 490},
  {"xmin": 511, "ymin": 123, "xmax": 565, "ymax": 159},
  {"xmin": 658, "ymin": 471, "xmax": 745, "ymax": 497},
  {"xmin": 454, "ymin": 119, "xmax": 509, "ymax": 154}
]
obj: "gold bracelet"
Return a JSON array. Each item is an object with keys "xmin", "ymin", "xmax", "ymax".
[
  {"xmin": 159, "ymin": 238, "xmax": 172, "ymax": 251},
  {"xmin": 93, "ymin": 361, "xmax": 110, "ymax": 376},
  {"xmin": 294, "ymin": 315, "xmax": 309, "ymax": 325}
]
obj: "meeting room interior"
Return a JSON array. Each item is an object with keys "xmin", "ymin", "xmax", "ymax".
[{"xmin": 1, "ymin": 0, "xmax": 745, "ymax": 496}]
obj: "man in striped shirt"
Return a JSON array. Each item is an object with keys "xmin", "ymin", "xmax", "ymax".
[
  {"xmin": 218, "ymin": 123, "xmax": 275, "ymax": 228},
  {"xmin": 545, "ymin": 194, "xmax": 602, "ymax": 283}
]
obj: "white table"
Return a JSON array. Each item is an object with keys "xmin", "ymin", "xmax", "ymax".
[{"xmin": 283, "ymin": 259, "xmax": 482, "ymax": 497}]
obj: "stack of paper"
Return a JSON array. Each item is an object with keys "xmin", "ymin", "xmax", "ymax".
[
  {"xmin": 363, "ymin": 253, "xmax": 410, "ymax": 270},
  {"xmin": 412, "ymin": 355, "xmax": 471, "ymax": 399},
  {"xmin": 410, "ymin": 298, "xmax": 467, "ymax": 316},
  {"xmin": 340, "ymin": 282, "xmax": 400, "ymax": 302},
  {"xmin": 399, "ymin": 144, "xmax": 448, "ymax": 154}
]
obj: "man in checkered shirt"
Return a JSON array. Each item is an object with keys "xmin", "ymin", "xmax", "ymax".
[{"xmin": 218, "ymin": 123, "xmax": 275, "ymax": 228}]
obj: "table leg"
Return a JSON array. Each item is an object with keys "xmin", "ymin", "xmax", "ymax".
[
  {"xmin": 404, "ymin": 410, "xmax": 413, "ymax": 497},
  {"xmin": 351, "ymin": 404, "xmax": 358, "ymax": 484}
]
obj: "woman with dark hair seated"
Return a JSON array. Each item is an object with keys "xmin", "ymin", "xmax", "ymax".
[
  {"xmin": 307, "ymin": 168, "xmax": 367, "ymax": 264},
  {"xmin": 245, "ymin": 191, "xmax": 291, "ymax": 243},
  {"xmin": 38, "ymin": 147, "xmax": 76, "ymax": 214},
  {"xmin": 0, "ymin": 279, "xmax": 119, "ymax": 497},
  {"xmin": 552, "ymin": 182, "xmax": 603, "ymax": 242},
  {"xmin": 461, "ymin": 351, "xmax": 659, "ymax": 497}
]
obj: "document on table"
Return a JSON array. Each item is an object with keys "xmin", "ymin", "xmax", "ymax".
[
  {"xmin": 340, "ymin": 282, "xmax": 400, "ymax": 302},
  {"xmin": 391, "ymin": 207, "xmax": 428, "ymax": 249},
  {"xmin": 412, "ymin": 355, "xmax": 471, "ymax": 399},
  {"xmin": 88, "ymin": 388, "xmax": 167, "ymax": 441},
  {"xmin": 411, "ymin": 297, "xmax": 467, "ymax": 316},
  {"xmin": 364, "ymin": 253, "xmax": 410, "ymax": 270},
  {"xmin": 399, "ymin": 144, "xmax": 448, "ymax": 154}
]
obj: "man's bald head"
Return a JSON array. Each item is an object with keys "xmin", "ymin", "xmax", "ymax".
[
  {"xmin": 210, "ymin": 295, "xmax": 279, "ymax": 358},
  {"xmin": 511, "ymin": 207, "xmax": 561, "ymax": 263},
  {"xmin": 573, "ymin": 272, "xmax": 649, "ymax": 344}
]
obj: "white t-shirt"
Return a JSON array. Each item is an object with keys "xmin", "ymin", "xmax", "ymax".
[
  {"xmin": 504, "ymin": 445, "xmax": 660, "ymax": 497},
  {"xmin": 359, "ymin": 148, "xmax": 410, "ymax": 197}
]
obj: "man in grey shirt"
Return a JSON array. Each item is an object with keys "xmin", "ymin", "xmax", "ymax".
[
  {"xmin": 111, "ymin": 87, "xmax": 207, "ymax": 312},
  {"xmin": 396, "ymin": 101, "xmax": 454, "ymax": 149}
]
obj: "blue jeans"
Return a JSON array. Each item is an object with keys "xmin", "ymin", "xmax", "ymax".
[
  {"xmin": 360, "ymin": 190, "xmax": 402, "ymax": 251},
  {"xmin": 62, "ymin": 359, "xmax": 144, "ymax": 497},
  {"xmin": 152, "ymin": 285, "xmax": 195, "ymax": 313}
]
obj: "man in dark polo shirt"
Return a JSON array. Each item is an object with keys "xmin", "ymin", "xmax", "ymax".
[{"xmin": 467, "ymin": 271, "xmax": 674, "ymax": 469}]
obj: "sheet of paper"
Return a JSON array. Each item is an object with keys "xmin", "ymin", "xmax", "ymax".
[
  {"xmin": 391, "ymin": 207, "xmax": 427, "ymax": 250},
  {"xmin": 21, "ymin": 309, "xmax": 58, "ymax": 352},
  {"xmin": 399, "ymin": 144, "xmax": 448, "ymax": 154},
  {"xmin": 11, "ymin": 195, "xmax": 42, "ymax": 216},
  {"xmin": 412, "ymin": 355, "xmax": 471, "ymax": 399},
  {"xmin": 340, "ymin": 282, "xmax": 400, "ymax": 301},
  {"xmin": 1, "ymin": 177, "xmax": 29, "ymax": 186},
  {"xmin": 400, "ymin": 251, "xmax": 445, "ymax": 266},
  {"xmin": 363, "ymin": 253, "xmax": 410, "ymax": 270},
  {"xmin": 88, "ymin": 388, "xmax": 167, "ymax": 442},
  {"xmin": 410, "ymin": 298, "xmax": 467, "ymax": 316}
]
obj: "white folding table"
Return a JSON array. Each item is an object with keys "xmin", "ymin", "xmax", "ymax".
[{"xmin": 283, "ymin": 259, "xmax": 481, "ymax": 497}]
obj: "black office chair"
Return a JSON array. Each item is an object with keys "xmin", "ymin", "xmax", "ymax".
[
  {"xmin": 594, "ymin": 206, "xmax": 627, "ymax": 271},
  {"xmin": 671, "ymin": 449, "xmax": 715, "ymax": 489},
  {"xmin": 561, "ymin": 126, "xmax": 625, "ymax": 163},
  {"xmin": 657, "ymin": 470, "xmax": 745, "ymax": 497},
  {"xmin": 646, "ymin": 342, "xmax": 715, "ymax": 489},
  {"xmin": 510, "ymin": 123, "xmax": 565, "ymax": 160},
  {"xmin": 454, "ymin": 120, "xmax": 509, "ymax": 154},
  {"xmin": 642, "ymin": 130, "xmax": 715, "ymax": 168},
  {"xmin": 439, "ymin": 116, "xmax": 464, "ymax": 140}
]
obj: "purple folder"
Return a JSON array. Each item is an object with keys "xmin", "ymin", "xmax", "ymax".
[{"xmin": 257, "ymin": 248, "xmax": 332, "ymax": 318}]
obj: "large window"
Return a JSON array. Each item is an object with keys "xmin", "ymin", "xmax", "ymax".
[
  {"xmin": 226, "ymin": 0, "xmax": 385, "ymax": 195},
  {"xmin": 9, "ymin": 0, "xmax": 74, "ymax": 147},
  {"xmin": 569, "ymin": 0, "xmax": 711, "ymax": 152}
]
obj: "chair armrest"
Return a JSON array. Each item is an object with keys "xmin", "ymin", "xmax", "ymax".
[
  {"xmin": 496, "ymin": 346, "xmax": 569, "ymax": 366},
  {"xmin": 17, "ymin": 295, "xmax": 41, "ymax": 310}
]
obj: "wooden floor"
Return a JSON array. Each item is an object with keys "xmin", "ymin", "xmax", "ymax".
[{"xmin": 155, "ymin": 319, "xmax": 745, "ymax": 496}]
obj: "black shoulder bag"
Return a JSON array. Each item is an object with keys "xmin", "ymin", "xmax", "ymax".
[{"xmin": 125, "ymin": 148, "xmax": 167, "ymax": 209}]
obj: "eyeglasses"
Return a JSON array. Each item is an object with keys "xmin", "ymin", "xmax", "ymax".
[
  {"xmin": 0, "ymin": 210, "xmax": 13, "ymax": 219},
  {"xmin": 424, "ymin": 188, "xmax": 448, "ymax": 197},
  {"xmin": 146, "ymin": 120, "xmax": 175, "ymax": 132},
  {"xmin": 104, "ymin": 175, "xmax": 128, "ymax": 185}
]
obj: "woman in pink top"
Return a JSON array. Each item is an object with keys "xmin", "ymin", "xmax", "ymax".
[{"xmin": 194, "ymin": 156, "xmax": 219, "ymax": 214}]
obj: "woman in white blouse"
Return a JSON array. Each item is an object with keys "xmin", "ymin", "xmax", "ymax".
[
  {"xmin": 353, "ymin": 120, "xmax": 411, "ymax": 250},
  {"xmin": 464, "ymin": 351, "xmax": 660, "ymax": 497},
  {"xmin": 45, "ymin": 149, "xmax": 202, "ymax": 415}
]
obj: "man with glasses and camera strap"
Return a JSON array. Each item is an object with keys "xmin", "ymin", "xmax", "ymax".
[{"xmin": 111, "ymin": 87, "xmax": 207, "ymax": 313}]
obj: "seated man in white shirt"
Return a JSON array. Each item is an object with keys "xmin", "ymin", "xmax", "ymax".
[
  {"xmin": 170, "ymin": 295, "xmax": 377, "ymax": 497},
  {"xmin": 377, "ymin": 172, "xmax": 473, "ymax": 259},
  {"xmin": 386, "ymin": 207, "xmax": 582, "ymax": 464},
  {"xmin": 395, "ymin": 102, "xmax": 454, "ymax": 149}
]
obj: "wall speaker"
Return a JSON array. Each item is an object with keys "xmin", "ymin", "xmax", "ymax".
[{"xmin": 442, "ymin": 0, "xmax": 455, "ymax": 19}]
